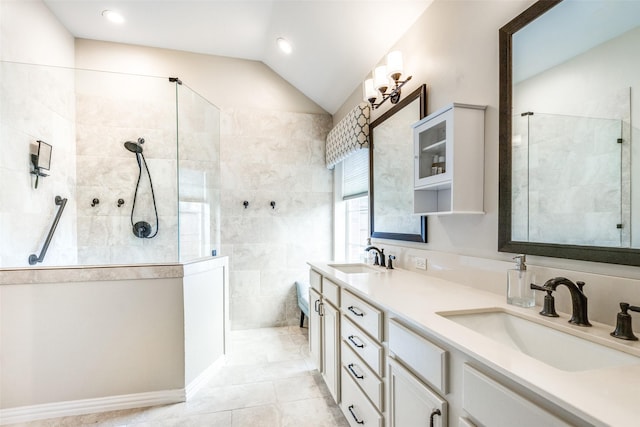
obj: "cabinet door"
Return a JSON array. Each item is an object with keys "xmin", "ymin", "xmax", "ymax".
[
  {"xmin": 388, "ymin": 357, "xmax": 447, "ymax": 427},
  {"xmin": 322, "ymin": 301, "xmax": 340, "ymax": 403},
  {"xmin": 414, "ymin": 107, "xmax": 453, "ymax": 188},
  {"xmin": 309, "ymin": 287, "xmax": 322, "ymax": 372}
]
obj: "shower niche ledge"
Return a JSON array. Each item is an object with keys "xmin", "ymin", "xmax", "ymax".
[{"xmin": 412, "ymin": 103, "xmax": 486, "ymax": 215}]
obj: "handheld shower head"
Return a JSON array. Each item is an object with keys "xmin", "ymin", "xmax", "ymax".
[{"xmin": 124, "ymin": 137, "xmax": 145, "ymax": 153}]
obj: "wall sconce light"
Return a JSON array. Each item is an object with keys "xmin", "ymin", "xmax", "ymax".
[
  {"xmin": 363, "ymin": 50, "xmax": 412, "ymax": 109},
  {"xmin": 30, "ymin": 140, "xmax": 52, "ymax": 189}
]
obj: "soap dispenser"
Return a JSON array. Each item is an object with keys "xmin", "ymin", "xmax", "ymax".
[{"xmin": 507, "ymin": 254, "xmax": 535, "ymax": 307}]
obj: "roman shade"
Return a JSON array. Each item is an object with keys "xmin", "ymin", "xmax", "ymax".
[{"xmin": 326, "ymin": 102, "xmax": 370, "ymax": 169}]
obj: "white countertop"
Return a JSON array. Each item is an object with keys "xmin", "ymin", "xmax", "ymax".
[{"xmin": 308, "ymin": 261, "xmax": 640, "ymax": 427}]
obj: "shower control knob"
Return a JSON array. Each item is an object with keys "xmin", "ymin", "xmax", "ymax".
[{"xmin": 133, "ymin": 221, "xmax": 152, "ymax": 238}]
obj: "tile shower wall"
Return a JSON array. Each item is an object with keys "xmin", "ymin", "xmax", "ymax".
[
  {"xmin": 220, "ymin": 107, "xmax": 333, "ymax": 329},
  {"xmin": 0, "ymin": 62, "xmax": 77, "ymax": 267},
  {"xmin": 74, "ymin": 71, "xmax": 179, "ymax": 264}
]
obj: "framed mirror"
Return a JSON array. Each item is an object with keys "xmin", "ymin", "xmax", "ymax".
[
  {"xmin": 499, "ymin": 0, "xmax": 640, "ymax": 266},
  {"xmin": 370, "ymin": 84, "xmax": 427, "ymax": 242}
]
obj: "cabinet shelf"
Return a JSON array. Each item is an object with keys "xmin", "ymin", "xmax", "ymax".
[
  {"xmin": 413, "ymin": 103, "xmax": 486, "ymax": 215},
  {"xmin": 421, "ymin": 139, "xmax": 446, "ymax": 152}
]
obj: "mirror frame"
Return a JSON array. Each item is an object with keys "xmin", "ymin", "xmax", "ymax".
[
  {"xmin": 370, "ymin": 84, "xmax": 428, "ymax": 243},
  {"xmin": 498, "ymin": 0, "xmax": 640, "ymax": 267}
]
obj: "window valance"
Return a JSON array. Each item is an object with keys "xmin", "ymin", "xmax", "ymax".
[{"xmin": 325, "ymin": 102, "xmax": 370, "ymax": 169}]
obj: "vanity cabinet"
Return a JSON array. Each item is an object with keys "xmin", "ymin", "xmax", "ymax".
[
  {"xmin": 309, "ymin": 270, "xmax": 341, "ymax": 402},
  {"xmin": 388, "ymin": 358, "xmax": 447, "ymax": 427},
  {"xmin": 413, "ymin": 103, "xmax": 486, "ymax": 215},
  {"xmin": 340, "ymin": 290, "xmax": 385, "ymax": 427},
  {"xmin": 462, "ymin": 365, "xmax": 572, "ymax": 427},
  {"xmin": 387, "ymin": 319, "xmax": 448, "ymax": 427}
]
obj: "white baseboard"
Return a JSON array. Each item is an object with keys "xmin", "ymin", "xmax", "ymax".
[
  {"xmin": 185, "ymin": 355, "xmax": 226, "ymax": 400},
  {"xmin": 0, "ymin": 389, "xmax": 185, "ymax": 425}
]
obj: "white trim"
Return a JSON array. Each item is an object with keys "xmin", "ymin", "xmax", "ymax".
[
  {"xmin": 185, "ymin": 355, "xmax": 226, "ymax": 400},
  {"xmin": 0, "ymin": 389, "xmax": 185, "ymax": 425}
]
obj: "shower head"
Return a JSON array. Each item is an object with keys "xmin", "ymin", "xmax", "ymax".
[{"xmin": 124, "ymin": 137, "xmax": 145, "ymax": 153}]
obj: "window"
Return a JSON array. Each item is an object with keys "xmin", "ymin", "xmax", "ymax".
[
  {"xmin": 334, "ymin": 148, "xmax": 369, "ymax": 262},
  {"xmin": 345, "ymin": 196, "xmax": 369, "ymax": 262}
]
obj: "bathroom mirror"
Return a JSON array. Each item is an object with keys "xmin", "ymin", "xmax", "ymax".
[
  {"xmin": 370, "ymin": 84, "xmax": 427, "ymax": 242},
  {"xmin": 498, "ymin": 0, "xmax": 640, "ymax": 266},
  {"xmin": 35, "ymin": 140, "xmax": 52, "ymax": 170}
]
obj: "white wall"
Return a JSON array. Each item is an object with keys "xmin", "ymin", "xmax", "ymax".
[
  {"xmin": 0, "ymin": 277, "xmax": 186, "ymax": 409},
  {"xmin": 333, "ymin": 0, "xmax": 640, "ymax": 324}
]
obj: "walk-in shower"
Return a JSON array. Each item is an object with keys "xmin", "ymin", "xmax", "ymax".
[
  {"xmin": 124, "ymin": 137, "xmax": 159, "ymax": 239},
  {"xmin": 0, "ymin": 61, "xmax": 221, "ymax": 267}
]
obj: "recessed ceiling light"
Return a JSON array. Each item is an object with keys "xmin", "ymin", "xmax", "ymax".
[
  {"xmin": 276, "ymin": 37, "xmax": 292, "ymax": 54},
  {"xmin": 101, "ymin": 9, "xmax": 124, "ymax": 24}
]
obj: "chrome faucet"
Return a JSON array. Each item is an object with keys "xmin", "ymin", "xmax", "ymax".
[
  {"xmin": 531, "ymin": 277, "xmax": 591, "ymax": 326},
  {"xmin": 365, "ymin": 246, "xmax": 385, "ymax": 267}
]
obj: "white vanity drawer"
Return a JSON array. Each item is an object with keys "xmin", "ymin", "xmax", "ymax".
[
  {"xmin": 342, "ymin": 317, "xmax": 384, "ymax": 376},
  {"xmin": 463, "ymin": 364, "xmax": 572, "ymax": 427},
  {"xmin": 323, "ymin": 278, "xmax": 340, "ymax": 307},
  {"xmin": 342, "ymin": 341, "xmax": 384, "ymax": 411},
  {"xmin": 341, "ymin": 290, "xmax": 383, "ymax": 341},
  {"xmin": 310, "ymin": 269, "xmax": 322, "ymax": 292},
  {"xmin": 388, "ymin": 319, "xmax": 448, "ymax": 394},
  {"xmin": 341, "ymin": 366, "xmax": 383, "ymax": 427}
]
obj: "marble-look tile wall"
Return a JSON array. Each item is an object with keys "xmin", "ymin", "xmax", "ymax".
[
  {"xmin": 512, "ymin": 111, "xmax": 628, "ymax": 247},
  {"xmin": 0, "ymin": 62, "xmax": 77, "ymax": 267},
  {"xmin": 220, "ymin": 107, "xmax": 333, "ymax": 329},
  {"xmin": 74, "ymin": 70, "xmax": 180, "ymax": 264}
]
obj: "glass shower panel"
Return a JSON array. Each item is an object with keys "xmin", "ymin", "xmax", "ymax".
[
  {"xmin": 511, "ymin": 113, "xmax": 530, "ymax": 242},
  {"xmin": 527, "ymin": 113, "xmax": 623, "ymax": 247},
  {"xmin": 176, "ymin": 83, "xmax": 221, "ymax": 261},
  {"xmin": 75, "ymin": 70, "xmax": 178, "ymax": 265}
]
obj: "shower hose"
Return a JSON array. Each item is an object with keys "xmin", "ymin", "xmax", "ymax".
[{"xmin": 131, "ymin": 151, "xmax": 159, "ymax": 239}]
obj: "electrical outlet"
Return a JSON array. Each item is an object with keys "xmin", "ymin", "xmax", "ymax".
[{"xmin": 415, "ymin": 257, "xmax": 427, "ymax": 270}]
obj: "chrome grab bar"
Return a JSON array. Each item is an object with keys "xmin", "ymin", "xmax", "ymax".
[{"xmin": 29, "ymin": 195, "xmax": 67, "ymax": 265}]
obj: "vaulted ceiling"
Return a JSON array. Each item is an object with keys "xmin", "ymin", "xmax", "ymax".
[{"xmin": 43, "ymin": 0, "xmax": 432, "ymax": 114}]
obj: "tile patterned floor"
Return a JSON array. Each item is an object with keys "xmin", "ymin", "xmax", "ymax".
[{"xmin": 6, "ymin": 327, "xmax": 349, "ymax": 427}]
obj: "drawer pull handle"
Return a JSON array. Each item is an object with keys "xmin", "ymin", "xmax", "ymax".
[
  {"xmin": 429, "ymin": 409, "xmax": 442, "ymax": 427},
  {"xmin": 348, "ymin": 405, "xmax": 365, "ymax": 425},
  {"xmin": 348, "ymin": 306, "xmax": 365, "ymax": 317},
  {"xmin": 347, "ymin": 363, "xmax": 364, "ymax": 379},
  {"xmin": 314, "ymin": 299, "xmax": 320, "ymax": 313},
  {"xmin": 348, "ymin": 335, "xmax": 365, "ymax": 348},
  {"xmin": 319, "ymin": 302, "xmax": 324, "ymax": 317}
]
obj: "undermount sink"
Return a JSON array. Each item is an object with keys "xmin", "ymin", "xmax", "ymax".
[
  {"xmin": 439, "ymin": 309, "xmax": 640, "ymax": 371},
  {"xmin": 328, "ymin": 263, "xmax": 380, "ymax": 274}
]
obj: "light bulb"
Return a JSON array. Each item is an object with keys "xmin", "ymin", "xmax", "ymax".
[
  {"xmin": 363, "ymin": 79, "xmax": 377, "ymax": 102},
  {"xmin": 374, "ymin": 65, "xmax": 389, "ymax": 93},
  {"xmin": 386, "ymin": 51, "xmax": 403, "ymax": 81}
]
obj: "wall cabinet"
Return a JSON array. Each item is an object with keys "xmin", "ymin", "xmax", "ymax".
[{"xmin": 413, "ymin": 103, "xmax": 486, "ymax": 215}]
